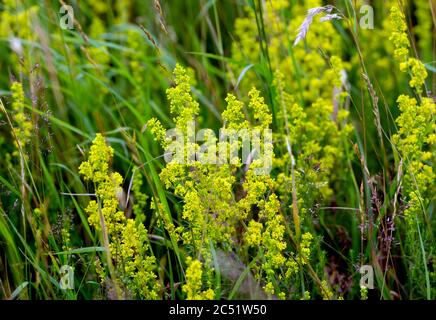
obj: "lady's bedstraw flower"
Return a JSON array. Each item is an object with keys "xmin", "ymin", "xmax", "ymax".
[
  {"xmin": 299, "ymin": 232, "xmax": 313, "ymax": 263},
  {"xmin": 10, "ymin": 82, "xmax": 32, "ymax": 157},
  {"xmin": 150, "ymin": 65, "xmax": 282, "ymax": 297},
  {"xmin": 248, "ymin": 88, "xmax": 272, "ymax": 130},
  {"xmin": 120, "ymin": 219, "xmax": 160, "ymax": 299},
  {"xmin": 321, "ymin": 280, "xmax": 333, "ymax": 300},
  {"xmin": 166, "ymin": 63, "xmax": 200, "ymax": 129},
  {"xmin": 131, "ymin": 168, "xmax": 148, "ymax": 224},
  {"xmin": 389, "ymin": 5, "xmax": 428, "ymax": 94},
  {"xmin": 79, "ymin": 133, "xmax": 159, "ymax": 299},
  {"xmin": 183, "ymin": 257, "xmax": 215, "ymax": 300},
  {"xmin": 244, "ymin": 220, "xmax": 263, "ymax": 247},
  {"xmin": 389, "ymin": 6, "xmax": 409, "ymax": 60},
  {"xmin": 243, "ymin": 193, "xmax": 310, "ymax": 299},
  {"xmin": 400, "ymin": 58, "xmax": 428, "ymax": 94},
  {"xmin": 222, "ymin": 93, "xmax": 247, "ymax": 130},
  {"xmin": 79, "ymin": 134, "xmax": 125, "ymax": 234},
  {"xmin": 79, "ymin": 133, "xmax": 113, "ymax": 183},
  {"xmin": 393, "ymin": 95, "xmax": 435, "ymax": 224},
  {"xmin": 0, "ymin": 5, "xmax": 39, "ymax": 74},
  {"xmin": 388, "ymin": 4, "xmax": 435, "ymax": 293},
  {"xmin": 146, "ymin": 117, "xmax": 168, "ymax": 149}
]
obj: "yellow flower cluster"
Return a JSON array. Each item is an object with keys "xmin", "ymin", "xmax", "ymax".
[
  {"xmin": 320, "ymin": 280, "xmax": 333, "ymax": 300},
  {"xmin": 182, "ymin": 257, "xmax": 215, "ymax": 300},
  {"xmin": 115, "ymin": 0, "xmax": 132, "ymax": 24},
  {"xmin": 131, "ymin": 169, "xmax": 148, "ymax": 224},
  {"xmin": 243, "ymin": 194, "xmax": 310, "ymax": 298},
  {"xmin": 299, "ymin": 232, "xmax": 313, "ymax": 263},
  {"xmin": 259, "ymin": 195, "xmax": 287, "ymax": 268},
  {"xmin": 167, "ymin": 64, "xmax": 200, "ymax": 129},
  {"xmin": 152, "ymin": 65, "xmax": 290, "ymax": 296},
  {"xmin": 88, "ymin": 27, "xmax": 110, "ymax": 68},
  {"xmin": 0, "ymin": 4, "xmax": 39, "ymax": 75},
  {"xmin": 79, "ymin": 134, "xmax": 159, "ymax": 299},
  {"xmin": 389, "ymin": 6, "xmax": 428, "ymax": 94},
  {"xmin": 10, "ymin": 82, "xmax": 32, "ymax": 157},
  {"xmin": 232, "ymin": 2, "xmax": 352, "ymax": 232},
  {"xmin": 392, "ymin": 95, "xmax": 435, "ymax": 224},
  {"xmin": 273, "ymin": 70, "xmax": 352, "ymax": 221},
  {"xmin": 389, "ymin": 6, "xmax": 409, "ymax": 60},
  {"xmin": 79, "ymin": 135, "xmax": 125, "ymax": 235},
  {"xmin": 222, "ymin": 93, "xmax": 247, "ymax": 130},
  {"xmin": 388, "ymin": 4, "xmax": 434, "ymax": 295},
  {"xmin": 399, "ymin": 58, "xmax": 428, "ymax": 94},
  {"xmin": 248, "ymin": 88, "xmax": 272, "ymax": 130},
  {"xmin": 88, "ymin": 0, "xmax": 108, "ymax": 15},
  {"xmin": 0, "ymin": 3, "xmax": 38, "ymax": 40},
  {"xmin": 146, "ymin": 117, "xmax": 168, "ymax": 149},
  {"xmin": 232, "ymin": 0, "xmax": 344, "ymax": 102},
  {"xmin": 245, "ymin": 220, "xmax": 263, "ymax": 247},
  {"xmin": 229, "ymin": 2, "xmax": 355, "ymax": 298},
  {"xmin": 120, "ymin": 219, "xmax": 160, "ymax": 299}
]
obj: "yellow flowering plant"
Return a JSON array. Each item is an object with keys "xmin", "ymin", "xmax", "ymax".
[{"xmin": 79, "ymin": 133, "xmax": 160, "ymax": 299}]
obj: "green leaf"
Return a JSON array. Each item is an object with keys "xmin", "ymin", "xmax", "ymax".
[
  {"xmin": 9, "ymin": 282, "xmax": 29, "ymax": 300},
  {"xmin": 54, "ymin": 246, "xmax": 106, "ymax": 255}
]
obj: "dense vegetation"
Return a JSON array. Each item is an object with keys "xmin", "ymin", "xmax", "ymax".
[{"xmin": 0, "ymin": 0, "xmax": 435, "ymax": 300}]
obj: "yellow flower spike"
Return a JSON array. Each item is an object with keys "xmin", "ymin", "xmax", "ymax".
[
  {"xmin": 405, "ymin": 58, "xmax": 428, "ymax": 93},
  {"xmin": 79, "ymin": 133, "xmax": 159, "ymax": 299},
  {"xmin": 146, "ymin": 117, "xmax": 168, "ymax": 149},
  {"xmin": 248, "ymin": 87, "xmax": 272, "ymax": 130},
  {"xmin": 321, "ymin": 280, "xmax": 333, "ymax": 300},
  {"xmin": 9, "ymin": 82, "xmax": 32, "ymax": 156},
  {"xmin": 389, "ymin": 5, "xmax": 428, "ymax": 95},
  {"xmin": 222, "ymin": 93, "xmax": 247, "ymax": 130},
  {"xmin": 389, "ymin": 6, "xmax": 410, "ymax": 60},
  {"xmin": 131, "ymin": 169, "xmax": 148, "ymax": 224},
  {"xmin": 166, "ymin": 64, "xmax": 200, "ymax": 129},
  {"xmin": 245, "ymin": 220, "xmax": 263, "ymax": 247},
  {"xmin": 300, "ymin": 232, "xmax": 313, "ymax": 264},
  {"xmin": 393, "ymin": 95, "xmax": 435, "ymax": 225},
  {"xmin": 183, "ymin": 257, "xmax": 214, "ymax": 300}
]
